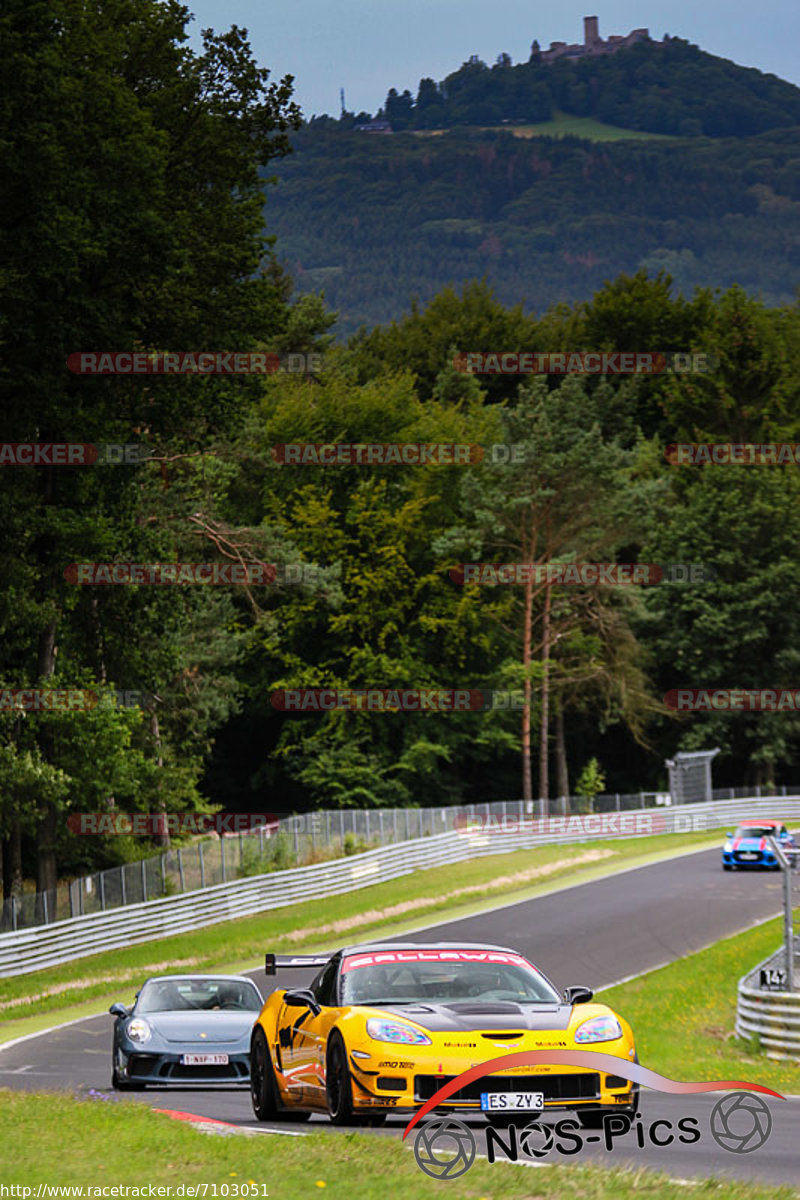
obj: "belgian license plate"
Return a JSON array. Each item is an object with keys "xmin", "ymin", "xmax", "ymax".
[
  {"xmin": 180, "ymin": 1053, "xmax": 229, "ymax": 1065},
  {"xmin": 480, "ymin": 1091, "xmax": 544, "ymax": 1112},
  {"xmin": 739, "ymin": 853, "xmax": 758, "ymax": 860}
]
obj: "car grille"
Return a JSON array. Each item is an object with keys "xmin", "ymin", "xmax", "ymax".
[
  {"xmin": 733, "ymin": 851, "xmax": 764, "ymax": 863},
  {"xmin": 165, "ymin": 1062, "xmax": 246, "ymax": 1080},
  {"xmin": 128, "ymin": 1056, "xmax": 159, "ymax": 1077},
  {"xmin": 127, "ymin": 1056, "xmax": 247, "ymax": 1080},
  {"xmin": 414, "ymin": 1073, "xmax": 601, "ymax": 1103}
]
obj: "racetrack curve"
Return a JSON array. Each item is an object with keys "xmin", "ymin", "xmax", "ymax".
[{"xmin": 2, "ymin": 845, "xmax": 798, "ymax": 1186}]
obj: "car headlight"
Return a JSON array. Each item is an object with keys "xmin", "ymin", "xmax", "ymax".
[
  {"xmin": 366, "ymin": 1018, "xmax": 431, "ymax": 1045},
  {"xmin": 574, "ymin": 1015, "xmax": 622, "ymax": 1044},
  {"xmin": 723, "ymin": 841, "xmax": 733, "ymax": 852},
  {"xmin": 126, "ymin": 1018, "xmax": 152, "ymax": 1043}
]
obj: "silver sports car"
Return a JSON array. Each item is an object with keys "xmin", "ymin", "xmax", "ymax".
[{"xmin": 110, "ymin": 974, "xmax": 263, "ymax": 1089}]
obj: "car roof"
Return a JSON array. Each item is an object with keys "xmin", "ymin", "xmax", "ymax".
[
  {"xmin": 738, "ymin": 819, "xmax": 783, "ymax": 826},
  {"xmin": 338, "ymin": 941, "xmax": 519, "ymax": 957},
  {"xmin": 142, "ymin": 973, "xmax": 258, "ymax": 984}
]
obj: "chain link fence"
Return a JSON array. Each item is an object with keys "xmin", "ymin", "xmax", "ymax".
[{"xmin": 3, "ymin": 784, "xmax": 796, "ymax": 933}]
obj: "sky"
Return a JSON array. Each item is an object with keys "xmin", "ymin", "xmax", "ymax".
[{"xmin": 181, "ymin": 0, "xmax": 800, "ymax": 119}]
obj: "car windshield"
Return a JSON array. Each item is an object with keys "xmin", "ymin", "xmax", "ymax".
[
  {"xmin": 340, "ymin": 951, "xmax": 561, "ymax": 1006},
  {"xmin": 137, "ymin": 978, "xmax": 262, "ymax": 1013},
  {"xmin": 733, "ymin": 825, "xmax": 778, "ymax": 840}
]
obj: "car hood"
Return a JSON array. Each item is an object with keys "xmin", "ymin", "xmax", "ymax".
[
  {"xmin": 731, "ymin": 836, "xmax": 771, "ymax": 849},
  {"xmin": 134, "ymin": 1012, "xmax": 256, "ymax": 1044},
  {"xmin": 366, "ymin": 1001, "xmax": 574, "ymax": 1033}
]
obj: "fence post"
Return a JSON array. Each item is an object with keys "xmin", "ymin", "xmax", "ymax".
[
  {"xmin": 378, "ymin": 810, "xmax": 384, "ymax": 843},
  {"xmin": 365, "ymin": 810, "xmax": 370, "ymax": 841},
  {"xmin": 293, "ymin": 821, "xmax": 299, "ymax": 858},
  {"xmin": 393, "ymin": 808, "xmax": 398, "ymax": 843},
  {"xmin": 178, "ymin": 848, "xmax": 185, "ymax": 891},
  {"xmin": 120, "ymin": 866, "xmax": 126, "ymax": 907},
  {"xmin": 199, "ymin": 841, "xmax": 206, "ymax": 889},
  {"xmin": 141, "ymin": 858, "xmax": 147, "ymax": 903},
  {"xmin": 69, "ymin": 882, "xmax": 75, "ymax": 919},
  {"xmin": 99, "ymin": 871, "xmax": 106, "ymax": 911},
  {"xmin": 220, "ymin": 838, "xmax": 226, "ymax": 883},
  {"xmin": 615, "ymin": 793, "xmax": 621, "ymax": 812},
  {"xmin": 161, "ymin": 854, "xmax": 166, "ymax": 896},
  {"xmin": 42, "ymin": 891, "xmax": 49, "ymax": 924}
]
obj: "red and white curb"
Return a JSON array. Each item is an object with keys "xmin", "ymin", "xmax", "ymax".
[{"xmin": 153, "ymin": 1109, "xmax": 309, "ymax": 1137}]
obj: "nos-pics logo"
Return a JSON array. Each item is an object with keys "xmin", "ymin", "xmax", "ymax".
[{"xmin": 413, "ymin": 1094, "xmax": 774, "ymax": 1180}]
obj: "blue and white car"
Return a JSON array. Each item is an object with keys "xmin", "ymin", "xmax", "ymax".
[
  {"xmin": 110, "ymin": 974, "xmax": 263, "ymax": 1089},
  {"xmin": 722, "ymin": 820, "xmax": 797, "ymax": 871}
]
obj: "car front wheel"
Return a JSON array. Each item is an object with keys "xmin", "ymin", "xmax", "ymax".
[
  {"xmin": 250, "ymin": 1027, "xmax": 311, "ymax": 1122},
  {"xmin": 326, "ymin": 1032, "xmax": 360, "ymax": 1125},
  {"xmin": 111, "ymin": 1068, "xmax": 144, "ymax": 1091}
]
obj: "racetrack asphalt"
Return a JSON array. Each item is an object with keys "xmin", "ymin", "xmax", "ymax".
[{"xmin": 2, "ymin": 845, "xmax": 797, "ymax": 1186}]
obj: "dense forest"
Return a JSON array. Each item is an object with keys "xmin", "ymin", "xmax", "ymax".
[
  {"xmin": 3, "ymin": 1, "xmax": 800, "ymax": 897},
  {"xmin": 265, "ymin": 124, "xmax": 800, "ymax": 337}
]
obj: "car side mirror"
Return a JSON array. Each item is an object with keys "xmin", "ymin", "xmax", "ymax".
[
  {"xmin": 109, "ymin": 1003, "xmax": 129, "ymax": 1018},
  {"xmin": 564, "ymin": 985, "xmax": 594, "ymax": 1005},
  {"xmin": 283, "ymin": 988, "xmax": 321, "ymax": 1016}
]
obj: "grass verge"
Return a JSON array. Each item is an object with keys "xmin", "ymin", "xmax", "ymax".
[
  {"xmin": 602, "ymin": 913, "xmax": 800, "ymax": 1092},
  {"xmin": 0, "ymin": 831, "xmax": 719, "ymax": 1033},
  {"xmin": 1, "ymin": 1089, "xmax": 797, "ymax": 1198}
]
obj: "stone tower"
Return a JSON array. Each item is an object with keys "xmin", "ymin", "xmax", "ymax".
[{"xmin": 584, "ymin": 15, "xmax": 599, "ymax": 46}]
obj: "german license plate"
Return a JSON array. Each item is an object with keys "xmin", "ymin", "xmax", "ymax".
[
  {"xmin": 739, "ymin": 853, "xmax": 758, "ymax": 860},
  {"xmin": 480, "ymin": 1091, "xmax": 544, "ymax": 1111},
  {"xmin": 180, "ymin": 1053, "xmax": 229, "ymax": 1065}
]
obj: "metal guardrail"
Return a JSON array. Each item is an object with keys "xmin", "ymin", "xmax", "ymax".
[
  {"xmin": 737, "ymin": 942, "xmax": 800, "ymax": 1058},
  {"xmin": 1, "ymin": 795, "xmax": 798, "ymax": 979},
  {"xmin": 4, "ymin": 784, "xmax": 796, "ymax": 934}
]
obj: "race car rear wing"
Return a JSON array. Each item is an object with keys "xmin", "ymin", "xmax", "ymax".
[{"xmin": 265, "ymin": 953, "xmax": 331, "ymax": 975}]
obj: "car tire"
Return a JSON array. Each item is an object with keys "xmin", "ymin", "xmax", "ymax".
[
  {"xmin": 111, "ymin": 1069, "xmax": 144, "ymax": 1091},
  {"xmin": 722, "ymin": 864, "xmax": 732, "ymax": 871},
  {"xmin": 250, "ymin": 1027, "xmax": 310, "ymax": 1122},
  {"xmin": 326, "ymin": 1032, "xmax": 359, "ymax": 1125}
]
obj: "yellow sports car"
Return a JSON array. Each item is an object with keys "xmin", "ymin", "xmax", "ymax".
[{"xmin": 250, "ymin": 941, "xmax": 638, "ymax": 1128}]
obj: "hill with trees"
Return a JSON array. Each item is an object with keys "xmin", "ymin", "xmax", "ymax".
[
  {"xmin": 265, "ymin": 124, "xmax": 800, "ymax": 337},
  {"xmin": 358, "ymin": 37, "xmax": 800, "ymax": 138}
]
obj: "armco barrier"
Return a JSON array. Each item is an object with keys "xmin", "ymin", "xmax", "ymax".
[
  {"xmin": 1, "ymin": 796, "xmax": 798, "ymax": 978},
  {"xmin": 737, "ymin": 943, "xmax": 800, "ymax": 1058}
]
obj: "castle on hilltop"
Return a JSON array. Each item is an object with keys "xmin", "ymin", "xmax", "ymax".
[{"xmin": 532, "ymin": 16, "xmax": 650, "ymax": 64}]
